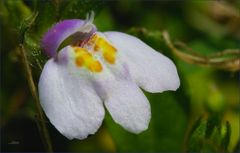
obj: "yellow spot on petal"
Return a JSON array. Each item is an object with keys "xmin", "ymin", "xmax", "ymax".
[
  {"xmin": 93, "ymin": 35, "xmax": 117, "ymax": 64},
  {"xmin": 75, "ymin": 56, "xmax": 84, "ymax": 67},
  {"xmin": 103, "ymin": 51, "xmax": 116, "ymax": 64},
  {"xmin": 82, "ymin": 52, "xmax": 93, "ymax": 66},
  {"xmin": 74, "ymin": 47, "xmax": 88, "ymax": 54},
  {"xmin": 102, "ymin": 44, "xmax": 116, "ymax": 64},
  {"xmin": 88, "ymin": 61, "xmax": 102, "ymax": 72},
  {"xmin": 94, "ymin": 44, "xmax": 100, "ymax": 52},
  {"xmin": 88, "ymin": 34, "xmax": 99, "ymax": 46},
  {"xmin": 73, "ymin": 46, "xmax": 103, "ymax": 73},
  {"xmin": 91, "ymin": 34, "xmax": 99, "ymax": 41},
  {"xmin": 97, "ymin": 38, "xmax": 106, "ymax": 46}
]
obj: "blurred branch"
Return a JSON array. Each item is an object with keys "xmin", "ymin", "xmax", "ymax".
[
  {"xmin": 128, "ymin": 27, "xmax": 162, "ymax": 40},
  {"xmin": 18, "ymin": 12, "xmax": 53, "ymax": 152},
  {"xmin": 19, "ymin": 44, "xmax": 53, "ymax": 153},
  {"xmin": 129, "ymin": 27, "xmax": 240, "ymax": 72},
  {"xmin": 162, "ymin": 31, "xmax": 240, "ymax": 72},
  {"xmin": 206, "ymin": 1, "xmax": 240, "ymax": 38}
]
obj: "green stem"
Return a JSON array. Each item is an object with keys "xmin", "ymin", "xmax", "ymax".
[{"xmin": 19, "ymin": 44, "xmax": 53, "ymax": 152}]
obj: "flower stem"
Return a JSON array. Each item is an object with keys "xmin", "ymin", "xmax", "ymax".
[{"xmin": 19, "ymin": 44, "xmax": 53, "ymax": 152}]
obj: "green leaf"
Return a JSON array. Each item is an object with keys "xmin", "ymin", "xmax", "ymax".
[
  {"xmin": 187, "ymin": 115, "xmax": 233, "ymax": 152},
  {"xmin": 187, "ymin": 118, "xmax": 206, "ymax": 152},
  {"xmin": 205, "ymin": 114, "xmax": 220, "ymax": 139},
  {"xmin": 19, "ymin": 12, "xmax": 38, "ymax": 43},
  {"xmin": 221, "ymin": 121, "xmax": 231, "ymax": 151},
  {"xmin": 189, "ymin": 116, "xmax": 203, "ymax": 138}
]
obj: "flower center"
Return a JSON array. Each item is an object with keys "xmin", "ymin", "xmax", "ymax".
[{"xmin": 72, "ymin": 33, "xmax": 117, "ymax": 73}]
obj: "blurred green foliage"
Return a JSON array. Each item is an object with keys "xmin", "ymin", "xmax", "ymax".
[{"xmin": 0, "ymin": 0, "xmax": 239, "ymax": 152}]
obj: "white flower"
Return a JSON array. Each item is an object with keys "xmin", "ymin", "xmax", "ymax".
[{"xmin": 39, "ymin": 15, "xmax": 180, "ymax": 140}]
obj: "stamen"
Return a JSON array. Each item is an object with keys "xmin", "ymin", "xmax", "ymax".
[
  {"xmin": 75, "ymin": 11, "xmax": 95, "ymax": 37},
  {"xmin": 84, "ymin": 11, "xmax": 95, "ymax": 27},
  {"xmin": 88, "ymin": 11, "xmax": 95, "ymax": 24}
]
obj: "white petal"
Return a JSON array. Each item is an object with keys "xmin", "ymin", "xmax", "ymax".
[
  {"xmin": 102, "ymin": 77, "xmax": 151, "ymax": 134},
  {"xmin": 38, "ymin": 48, "xmax": 105, "ymax": 140},
  {"xmin": 104, "ymin": 31, "xmax": 180, "ymax": 93},
  {"xmin": 86, "ymin": 42, "xmax": 151, "ymax": 134}
]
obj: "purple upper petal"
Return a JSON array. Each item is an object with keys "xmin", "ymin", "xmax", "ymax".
[{"xmin": 41, "ymin": 19, "xmax": 96, "ymax": 57}]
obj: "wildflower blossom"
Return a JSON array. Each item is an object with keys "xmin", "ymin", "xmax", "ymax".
[{"xmin": 39, "ymin": 14, "xmax": 180, "ymax": 140}]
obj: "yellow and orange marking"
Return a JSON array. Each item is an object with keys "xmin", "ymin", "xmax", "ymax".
[
  {"xmin": 73, "ymin": 34, "xmax": 117, "ymax": 73},
  {"xmin": 73, "ymin": 47, "xmax": 102, "ymax": 72},
  {"xmin": 91, "ymin": 34, "xmax": 117, "ymax": 64}
]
